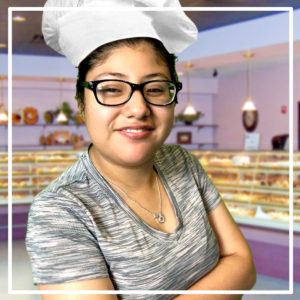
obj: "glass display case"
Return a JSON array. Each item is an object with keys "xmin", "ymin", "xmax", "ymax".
[
  {"xmin": 0, "ymin": 150, "xmax": 82, "ymax": 204},
  {"xmin": 191, "ymin": 150, "xmax": 299, "ymax": 232},
  {"xmin": 1, "ymin": 150, "xmax": 299, "ymax": 232}
]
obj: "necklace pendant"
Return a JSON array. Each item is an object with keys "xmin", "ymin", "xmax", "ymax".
[
  {"xmin": 158, "ymin": 214, "xmax": 165, "ymax": 224},
  {"xmin": 153, "ymin": 213, "xmax": 165, "ymax": 223}
]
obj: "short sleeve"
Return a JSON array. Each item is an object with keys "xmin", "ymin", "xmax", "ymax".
[
  {"xmin": 26, "ymin": 192, "xmax": 109, "ymax": 285},
  {"xmin": 189, "ymin": 151, "xmax": 222, "ymax": 213}
]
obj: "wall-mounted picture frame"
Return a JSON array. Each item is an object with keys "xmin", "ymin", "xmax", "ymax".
[{"xmin": 177, "ymin": 132, "xmax": 192, "ymax": 144}]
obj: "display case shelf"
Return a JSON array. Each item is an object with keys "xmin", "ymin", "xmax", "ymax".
[
  {"xmin": 233, "ymin": 215, "xmax": 300, "ymax": 232},
  {"xmin": 2, "ymin": 198, "xmax": 33, "ymax": 205},
  {"xmin": 1, "ymin": 172, "xmax": 63, "ymax": 179},
  {"xmin": 205, "ymin": 166, "xmax": 290, "ymax": 175},
  {"xmin": 216, "ymin": 184, "xmax": 290, "ymax": 196}
]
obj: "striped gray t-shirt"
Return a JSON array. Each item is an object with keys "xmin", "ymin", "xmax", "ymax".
[{"xmin": 26, "ymin": 144, "xmax": 221, "ymax": 299}]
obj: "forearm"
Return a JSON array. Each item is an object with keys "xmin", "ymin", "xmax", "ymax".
[{"xmin": 173, "ymin": 254, "xmax": 256, "ymax": 300}]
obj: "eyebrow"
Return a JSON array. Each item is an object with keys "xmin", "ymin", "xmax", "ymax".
[
  {"xmin": 94, "ymin": 72, "xmax": 126, "ymax": 80},
  {"xmin": 94, "ymin": 72, "xmax": 170, "ymax": 81},
  {"xmin": 143, "ymin": 73, "xmax": 170, "ymax": 81}
]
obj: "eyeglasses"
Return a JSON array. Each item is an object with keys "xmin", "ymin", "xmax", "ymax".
[{"xmin": 81, "ymin": 79, "xmax": 182, "ymax": 106}]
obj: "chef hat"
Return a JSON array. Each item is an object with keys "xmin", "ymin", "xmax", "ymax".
[{"xmin": 42, "ymin": 0, "xmax": 198, "ymax": 66}]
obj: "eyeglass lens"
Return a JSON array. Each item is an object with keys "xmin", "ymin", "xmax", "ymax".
[{"xmin": 95, "ymin": 81, "xmax": 176, "ymax": 105}]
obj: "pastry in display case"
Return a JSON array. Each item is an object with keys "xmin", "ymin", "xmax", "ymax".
[
  {"xmin": 0, "ymin": 150, "xmax": 81, "ymax": 204},
  {"xmin": 191, "ymin": 150, "xmax": 299, "ymax": 231}
]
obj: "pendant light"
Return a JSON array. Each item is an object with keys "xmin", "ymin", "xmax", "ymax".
[
  {"xmin": 0, "ymin": 76, "xmax": 8, "ymax": 123},
  {"xmin": 242, "ymin": 51, "xmax": 258, "ymax": 132},
  {"xmin": 56, "ymin": 78, "xmax": 68, "ymax": 124},
  {"xmin": 177, "ymin": 62, "xmax": 202, "ymax": 125},
  {"xmin": 242, "ymin": 52, "xmax": 257, "ymax": 111}
]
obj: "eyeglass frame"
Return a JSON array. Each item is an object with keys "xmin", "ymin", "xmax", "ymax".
[{"xmin": 81, "ymin": 79, "xmax": 182, "ymax": 107}]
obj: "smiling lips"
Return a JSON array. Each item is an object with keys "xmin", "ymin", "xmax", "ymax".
[{"xmin": 115, "ymin": 125, "xmax": 154, "ymax": 139}]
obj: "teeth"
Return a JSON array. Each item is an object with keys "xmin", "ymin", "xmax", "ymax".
[{"xmin": 123, "ymin": 129, "xmax": 145, "ymax": 133}]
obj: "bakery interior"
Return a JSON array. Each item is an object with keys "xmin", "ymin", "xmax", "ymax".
[{"xmin": 0, "ymin": 0, "xmax": 300, "ymax": 299}]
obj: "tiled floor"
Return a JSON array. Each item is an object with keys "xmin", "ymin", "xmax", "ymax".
[{"xmin": 1, "ymin": 240, "xmax": 299, "ymax": 299}]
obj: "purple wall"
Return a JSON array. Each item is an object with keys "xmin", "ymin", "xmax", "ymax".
[{"xmin": 214, "ymin": 59, "xmax": 297, "ymax": 150}]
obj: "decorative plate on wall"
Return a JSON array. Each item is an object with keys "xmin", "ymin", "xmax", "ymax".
[{"xmin": 242, "ymin": 110, "xmax": 258, "ymax": 132}]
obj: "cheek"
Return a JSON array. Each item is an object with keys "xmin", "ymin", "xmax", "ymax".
[
  {"xmin": 167, "ymin": 111, "xmax": 175, "ymax": 133},
  {"xmin": 155, "ymin": 106, "xmax": 175, "ymax": 132},
  {"xmin": 162, "ymin": 106, "xmax": 175, "ymax": 124},
  {"xmin": 84, "ymin": 96, "xmax": 116, "ymax": 133}
]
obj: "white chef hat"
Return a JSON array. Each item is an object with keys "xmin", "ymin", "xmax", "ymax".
[{"xmin": 42, "ymin": 0, "xmax": 198, "ymax": 66}]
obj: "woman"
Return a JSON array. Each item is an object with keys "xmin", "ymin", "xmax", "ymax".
[{"xmin": 26, "ymin": 1, "xmax": 256, "ymax": 299}]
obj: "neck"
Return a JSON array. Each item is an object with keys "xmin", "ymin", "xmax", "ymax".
[{"xmin": 89, "ymin": 145, "xmax": 157, "ymax": 192}]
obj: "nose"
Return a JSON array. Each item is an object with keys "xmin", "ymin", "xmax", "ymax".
[{"xmin": 122, "ymin": 89, "xmax": 150, "ymax": 119}]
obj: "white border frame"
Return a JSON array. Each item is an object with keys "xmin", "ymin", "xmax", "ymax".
[{"xmin": 8, "ymin": 6, "xmax": 293, "ymax": 296}]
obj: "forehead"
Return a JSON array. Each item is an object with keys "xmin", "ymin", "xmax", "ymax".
[
  {"xmin": 87, "ymin": 43, "xmax": 170, "ymax": 79},
  {"xmin": 105, "ymin": 42, "xmax": 166, "ymax": 65}
]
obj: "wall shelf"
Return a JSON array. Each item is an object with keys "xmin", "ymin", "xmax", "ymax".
[
  {"xmin": 173, "ymin": 124, "xmax": 218, "ymax": 129},
  {"xmin": 0, "ymin": 124, "xmax": 85, "ymax": 127},
  {"xmin": 198, "ymin": 143, "xmax": 218, "ymax": 148},
  {"xmin": 1, "ymin": 144, "xmax": 76, "ymax": 151},
  {"xmin": 169, "ymin": 142, "xmax": 218, "ymax": 148},
  {"xmin": 171, "ymin": 124, "xmax": 218, "ymax": 150}
]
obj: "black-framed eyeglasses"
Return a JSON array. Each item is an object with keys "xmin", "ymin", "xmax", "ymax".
[{"xmin": 81, "ymin": 79, "xmax": 182, "ymax": 106}]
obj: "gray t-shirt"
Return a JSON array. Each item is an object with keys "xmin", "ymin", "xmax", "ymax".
[{"xmin": 26, "ymin": 144, "xmax": 221, "ymax": 299}]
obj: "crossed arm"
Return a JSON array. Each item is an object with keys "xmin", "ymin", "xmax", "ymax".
[
  {"xmin": 38, "ymin": 201, "xmax": 256, "ymax": 300},
  {"xmin": 172, "ymin": 201, "xmax": 256, "ymax": 300}
]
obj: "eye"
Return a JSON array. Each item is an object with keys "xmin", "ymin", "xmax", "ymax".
[
  {"xmin": 102, "ymin": 87, "xmax": 122, "ymax": 93},
  {"xmin": 145, "ymin": 84, "xmax": 167, "ymax": 95},
  {"xmin": 147, "ymin": 87, "xmax": 164, "ymax": 93},
  {"xmin": 97, "ymin": 83, "xmax": 125, "ymax": 95}
]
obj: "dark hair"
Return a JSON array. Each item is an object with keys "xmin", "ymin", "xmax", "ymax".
[{"xmin": 75, "ymin": 37, "xmax": 179, "ymax": 112}]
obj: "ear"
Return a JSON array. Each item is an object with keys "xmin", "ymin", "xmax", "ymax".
[{"xmin": 77, "ymin": 102, "xmax": 85, "ymax": 121}]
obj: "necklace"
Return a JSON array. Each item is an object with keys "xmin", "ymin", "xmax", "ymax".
[{"xmin": 109, "ymin": 174, "xmax": 165, "ymax": 224}]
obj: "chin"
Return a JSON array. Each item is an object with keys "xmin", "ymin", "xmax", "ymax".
[
  {"xmin": 117, "ymin": 145, "xmax": 161, "ymax": 167},
  {"xmin": 118, "ymin": 152, "xmax": 154, "ymax": 167}
]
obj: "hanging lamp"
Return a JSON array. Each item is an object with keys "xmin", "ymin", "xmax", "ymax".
[
  {"xmin": 177, "ymin": 62, "xmax": 202, "ymax": 125},
  {"xmin": 0, "ymin": 76, "xmax": 8, "ymax": 123},
  {"xmin": 56, "ymin": 78, "xmax": 68, "ymax": 124},
  {"xmin": 242, "ymin": 51, "xmax": 258, "ymax": 132}
]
